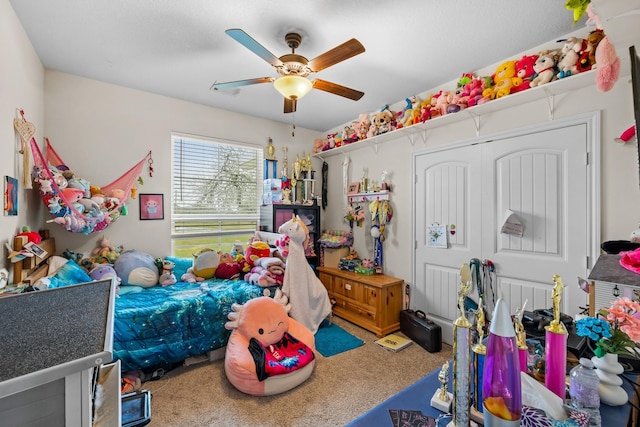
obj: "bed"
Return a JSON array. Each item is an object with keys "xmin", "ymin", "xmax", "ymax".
[
  {"xmin": 12, "ymin": 231, "xmax": 285, "ymax": 373},
  {"xmin": 113, "ymin": 275, "xmax": 279, "ymax": 372}
]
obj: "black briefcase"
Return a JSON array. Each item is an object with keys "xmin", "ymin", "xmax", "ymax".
[{"xmin": 400, "ymin": 309, "xmax": 442, "ymax": 353}]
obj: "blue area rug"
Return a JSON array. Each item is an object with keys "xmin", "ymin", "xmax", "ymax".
[{"xmin": 315, "ymin": 320, "xmax": 364, "ymax": 357}]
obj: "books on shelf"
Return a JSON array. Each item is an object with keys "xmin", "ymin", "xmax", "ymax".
[{"xmin": 375, "ymin": 333, "xmax": 412, "ymax": 352}]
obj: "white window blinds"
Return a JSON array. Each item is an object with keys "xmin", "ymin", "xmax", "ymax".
[{"xmin": 171, "ymin": 134, "xmax": 262, "ymax": 255}]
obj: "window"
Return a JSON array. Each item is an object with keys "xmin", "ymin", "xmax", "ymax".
[{"xmin": 171, "ymin": 133, "xmax": 262, "ymax": 257}]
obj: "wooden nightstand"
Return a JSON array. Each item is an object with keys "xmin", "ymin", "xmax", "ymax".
[{"xmin": 317, "ymin": 266, "xmax": 404, "ymax": 337}]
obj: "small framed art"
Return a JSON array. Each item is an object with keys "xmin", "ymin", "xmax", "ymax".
[
  {"xmin": 347, "ymin": 182, "xmax": 360, "ymax": 195},
  {"xmin": 139, "ymin": 193, "xmax": 164, "ymax": 220},
  {"xmin": 4, "ymin": 176, "xmax": 18, "ymax": 216}
]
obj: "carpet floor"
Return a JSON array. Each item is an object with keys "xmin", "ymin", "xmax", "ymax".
[{"xmin": 141, "ymin": 316, "xmax": 451, "ymax": 427}]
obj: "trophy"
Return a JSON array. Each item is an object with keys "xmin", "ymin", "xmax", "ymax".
[
  {"xmin": 545, "ymin": 274, "xmax": 567, "ymax": 399},
  {"xmin": 431, "ymin": 361, "xmax": 453, "ymax": 412},
  {"xmin": 448, "ymin": 264, "xmax": 472, "ymax": 427}
]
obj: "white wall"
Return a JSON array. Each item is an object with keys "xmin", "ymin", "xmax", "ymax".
[
  {"xmin": 43, "ymin": 71, "xmax": 323, "ymax": 257},
  {"xmin": 0, "ymin": 0, "xmax": 45, "ymax": 277}
]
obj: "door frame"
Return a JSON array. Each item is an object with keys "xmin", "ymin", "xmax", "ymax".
[{"xmin": 410, "ymin": 111, "xmax": 601, "ymax": 319}]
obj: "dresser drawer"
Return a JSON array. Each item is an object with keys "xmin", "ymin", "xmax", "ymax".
[
  {"xmin": 332, "ymin": 276, "xmax": 363, "ymax": 301},
  {"xmin": 332, "ymin": 294, "xmax": 377, "ymax": 324}
]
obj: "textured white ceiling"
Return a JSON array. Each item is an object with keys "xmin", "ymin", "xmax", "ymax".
[{"xmin": 9, "ymin": 0, "xmax": 585, "ymax": 132}]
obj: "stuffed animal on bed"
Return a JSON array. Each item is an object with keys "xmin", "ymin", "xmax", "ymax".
[
  {"xmin": 224, "ymin": 289, "xmax": 315, "ymax": 396},
  {"xmin": 278, "ymin": 215, "xmax": 332, "ymax": 334},
  {"xmin": 243, "ymin": 257, "xmax": 285, "ymax": 288},
  {"xmin": 214, "ymin": 252, "xmax": 244, "ymax": 280},
  {"xmin": 113, "ymin": 250, "xmax": 159, "ymax": 288},
  {"xmin": 192, "ymin": 248, "xmax": 219, "ymax": 279}
]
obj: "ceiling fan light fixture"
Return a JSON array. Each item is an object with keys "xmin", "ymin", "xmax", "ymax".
[{"xmin": 274, "ymin": 75, "xmax": 313, "ymax": 100}]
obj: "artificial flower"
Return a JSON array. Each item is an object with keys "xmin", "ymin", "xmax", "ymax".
[{"xmin": 575, "ymin": 296, "xmax": 640, "ymax": 357}]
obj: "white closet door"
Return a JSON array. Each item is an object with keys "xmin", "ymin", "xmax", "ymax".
[
  {"xmin": 413, "ymin": 144, "xmax": 483, "ymax": 343},
  {"xmin": 481, "ymin": 124, "xmax": 589, "ymax": 319},
  {"xmin": 413, "ymin": 120, "xmax": 592, "ymax": 345}
]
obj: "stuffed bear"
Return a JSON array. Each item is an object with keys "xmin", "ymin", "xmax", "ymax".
[
  {"xmin": 511, "ymin": 54, "xmax": 538, "ymax": 93},
  {"xmin": 483, "ymin": 60, "xmax": 518, "ymax": 100},
  {"xmin": 557, "ymin": 37, "xmax": 585, "ymax": 79},
  {"xmin": 372, "ymin": 109, "xmax": 395, "ymax": 135}
]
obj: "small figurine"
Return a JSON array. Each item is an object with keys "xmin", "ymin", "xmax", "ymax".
[
  {"xmin": 437, "ymin": 361, "xmax": 450, "ymax": 402},
  {"xmin": 266, "ymin": 137, "xmax": 276, "ymax": 160},
  {"xmin": 549, "ymin": 274, "xmax": 564, "ymax": 333},
  {"xmin": 282, "ymin": 187, "xmax": 292, "ymax": 205},
  {"xmin": 282, "ymin": 146, "xmax": 289, "ymax": 178}
]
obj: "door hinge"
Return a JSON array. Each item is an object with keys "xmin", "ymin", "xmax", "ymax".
[
  {"xmin": 415, "ymin": 173, "xmax": 418, "ymax": 184},
  {"xmin": 586, "ymin": 255, "xmax": 590, "ymax": 269},
  {"xmin": 585, "ymin": 152, "xmax": 589, "ymax": 165}
]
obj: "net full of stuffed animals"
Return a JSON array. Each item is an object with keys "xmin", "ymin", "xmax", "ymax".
[{"xmin": 30, "ymin": 137, "xmax": 151, "ymax": 234}]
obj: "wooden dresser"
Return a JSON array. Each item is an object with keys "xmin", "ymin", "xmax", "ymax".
[{"xmin": 317, "ymin": 266, "xmax": 404, "ymax": 337}]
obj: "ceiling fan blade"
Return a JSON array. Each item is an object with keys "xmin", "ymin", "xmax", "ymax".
[
  {"xmin": 225, "ymin": 29, "xmax": 283, "ymax": 68},
  {"xmin": 284, "ymin": 97, "xmax": 297, "ymax": 114},
  {"xmin": 308, "ymin": 38, "xmax": 365, "ymax": 72},
  {"xmin": 312, "ymin": 79, "xmax": 364, "ymax": 100},
  {"xmin": 210, "ymin": 77, "xmax": 273, "ymax": 91}
]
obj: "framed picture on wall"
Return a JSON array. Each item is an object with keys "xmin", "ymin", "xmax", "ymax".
[
  {"xmin": 347, "ymin": 182, "xmax": 360, "ymax": 195},
  {"xmin": 139, "ymin": 193, "xmax": 164, "ymax": 220}
]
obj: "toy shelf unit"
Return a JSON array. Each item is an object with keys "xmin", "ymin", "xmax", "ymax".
[{"xmin": 260, "ymin": 204, "xmax": 321, "ymax": 268}]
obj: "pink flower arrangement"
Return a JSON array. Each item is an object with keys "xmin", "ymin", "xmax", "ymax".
[{"xmin": 577, "ymin": 296, "xmax": 640, "ymax": 357}]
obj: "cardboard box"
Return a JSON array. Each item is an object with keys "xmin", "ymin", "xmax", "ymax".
[{"xmin": 322, "ymin": 247, "xmax": 350, "ymax": 268}]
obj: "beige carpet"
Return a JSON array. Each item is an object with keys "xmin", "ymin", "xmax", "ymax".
[{"xmin": 142, "ymin": 317, "xmax": 451, "ymax": 427}]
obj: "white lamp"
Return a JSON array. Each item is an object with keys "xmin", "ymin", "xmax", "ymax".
[{"xmin": 273, "ymin": 75, "xmax": 313, "ymax": 100}]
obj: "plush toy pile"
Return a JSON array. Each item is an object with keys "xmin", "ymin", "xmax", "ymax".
[{"xmin": 312, "ymin": 9, "xmax": 617, "ymax": 154}]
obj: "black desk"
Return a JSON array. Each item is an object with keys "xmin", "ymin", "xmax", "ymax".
[{"xmin": 347, "ymin": 365, "xmax": 637, "ymax": 426}]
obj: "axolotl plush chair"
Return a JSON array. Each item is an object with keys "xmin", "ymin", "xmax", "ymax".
[{"xmin": 224, "ymin": 289, "xmax": 315, "ymax": 396}]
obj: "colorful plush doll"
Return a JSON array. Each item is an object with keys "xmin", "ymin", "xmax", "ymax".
[{"xmin": 224, "ymin": 289, "xmax": 315, "ymax": 396}]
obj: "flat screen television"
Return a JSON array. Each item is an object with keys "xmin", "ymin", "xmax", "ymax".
[{"xmin": 630, "ymin": 45, "xmax": 640, "ymax": 187}]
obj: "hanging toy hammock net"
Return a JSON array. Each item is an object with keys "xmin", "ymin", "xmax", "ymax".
[{"xmin": 30, "ymin": 137, "xmax": 151, "ymax": 234}]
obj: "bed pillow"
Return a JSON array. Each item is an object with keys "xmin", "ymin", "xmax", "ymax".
[
  {"xmin": 46, "ymin": 259, "xmax": 93, "ymax": 289},
  {"xmin": 164, "ymin": 256, "xmax": 193, "ymax": 281}
]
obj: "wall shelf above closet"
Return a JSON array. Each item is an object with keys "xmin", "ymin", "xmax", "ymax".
[{"xmin": 313, "ymin": 69, "xmax": 596, "ymax": 159}]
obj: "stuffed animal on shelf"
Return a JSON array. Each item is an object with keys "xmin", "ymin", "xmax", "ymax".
[
  {"xmin": 511, "ymin": 54, "xmax": 538, "ymax": 93},
  {"xmin": 557, "ymin": 37, "xmax": 585, "ymax": 79},
  {"xmin": 372, "ymin": 109, "xmax": 395, "ymax": 135},
  {"xmin": 483, "ymin": 60, "xmax": 518, "ymax": 100},
  {"xmin": 530, "ymin": 51, "xmax": 559, "ymax": 88}
]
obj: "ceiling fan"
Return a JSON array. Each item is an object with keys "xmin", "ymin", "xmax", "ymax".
[{"xmin": 211, "ymin": 29, "xmax": 365, "ymax": 113}]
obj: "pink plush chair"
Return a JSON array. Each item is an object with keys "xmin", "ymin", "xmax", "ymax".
[{"xmin": 224, "ymin": 289, "xmax": 315, "ymax": 396}]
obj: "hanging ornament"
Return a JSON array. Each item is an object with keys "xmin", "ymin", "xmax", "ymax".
[
  {"xmin": 13, "ymin": 109, "xmax": 36, "ymax": 189},
  {"xmin": 147, "ymin": 151, "xmax": 154, "ymax": 177}
]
